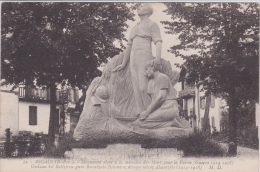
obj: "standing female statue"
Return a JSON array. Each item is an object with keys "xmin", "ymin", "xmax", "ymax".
[{"xmin": 113, "ymin": 3, "xmax": 162, "ymax": 114}]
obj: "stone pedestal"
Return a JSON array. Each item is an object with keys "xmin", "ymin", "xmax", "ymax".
[{"xmin": 65, "ymin": 144, "xmax": 183, "ymax": 160}]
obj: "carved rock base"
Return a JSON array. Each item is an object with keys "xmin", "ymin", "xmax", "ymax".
[{"xmin": 65, "ymin": 144, "xmax": 184, "ymax": 160}]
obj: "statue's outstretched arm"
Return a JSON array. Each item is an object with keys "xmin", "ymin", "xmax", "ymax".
[{"xmin": 139, "ymin": 89, "xmax": 167, "ymax": 120}]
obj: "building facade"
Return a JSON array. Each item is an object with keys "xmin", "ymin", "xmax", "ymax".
[
  {"xmin": 0, "ymin": 90, "xmax": 19, "ymax": 138},
  {"xmin": 0, "ymin": 85, "xmax": 79, "ymax": 139},
  {"xmin": 178, "ymin": 81, "xmax": 224, "ymax": 132},
  {"xmin": 178, "ymin": 68, "xmax": 224, "ymax": 133}
]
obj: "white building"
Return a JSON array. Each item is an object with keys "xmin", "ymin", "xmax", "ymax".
[
  {"xmin": 0, "ymin": 85, "xmax": 79, "ymax": 139},
  {"xmin": 178, "ymin": 68, "xmax": 224, "ymax": 133},
  {"xmin": 0, "ymin": 89, "xmax": 19, "ymax": 138},
  {"xmin": 18, "ymin": 101, "xmax": 51, "ymax": 134}
]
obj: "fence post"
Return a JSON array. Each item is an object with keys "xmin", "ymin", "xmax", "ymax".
[{"xmin": 5, "ymin": 128, "xmax": 12, "ymax": 157}]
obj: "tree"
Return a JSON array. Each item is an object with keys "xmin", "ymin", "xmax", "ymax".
[
  {"xmin": 1, "ymin": 2, "xmax": 134, "ymax": 143},
  {"xmin": 163, "ymin": 3, "xmax": 259, "ymax": 156},
  {"xmin": 202, "ymin": 94, "xmax": 211, "ymax": 135}
]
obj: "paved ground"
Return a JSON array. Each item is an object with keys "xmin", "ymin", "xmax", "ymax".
[
  {"xmin": 237, "ymin": 146, "xmax": 259, "ymax": 158},
  {"xmin": 219, "ymin": 143, "xmax": 259, "ymax": 158},
  {"xmin": 0, "ymin": 144, "xmax": 258, "ymax": 172}
]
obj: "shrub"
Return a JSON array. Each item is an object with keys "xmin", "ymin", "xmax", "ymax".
[
  {"xmin": 4, "ymin": 130, "xmax": 48, "ymax": 158},
  {"xmin": 44, "ymin": 133, "xmax": 74, "ymax": 158},
  {"xmin": 44, "ymin": 133, "xmax": 112, "ymax": 158},
  {"xmin": 211, "ymin": 132, "xmax": 229, "ymax": 143},
  {"xmin": 176, "ymin": 129, "xmax": 225, "ymax": 157},
  {"xmin": 237, "ymin": 126, "xmax": 259, "ymax": 149}
]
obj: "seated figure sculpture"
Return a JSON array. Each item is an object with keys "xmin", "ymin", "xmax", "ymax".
[
  {"xmin": 73, "ymin": 54, "xmax": 192, "ymax": 142},
  {"xmin": 133, "ymin": 60, "xmax": 191, "ymax": 130}
]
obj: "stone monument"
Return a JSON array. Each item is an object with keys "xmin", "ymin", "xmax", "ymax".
[{"xmin": 73, "ymin": 3, "xmax": 192, "ymax": 144}]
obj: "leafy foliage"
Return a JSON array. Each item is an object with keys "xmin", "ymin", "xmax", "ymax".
[
  {"xmin": 44, "ymin": 133, "xmax": 74, "ymax": 158},
  {"xmin": 163, "ymin": 2, "xmax": 259, "ymax": 155},
  {"xmin": 1, "ymin": 2, "xmax": 134, "ymax": 142},
  {"xmin": 3, "ymin": 130, "xmax": 48, "ymax": 158},
  {"xmin": 177, "ymin": 129, "xmax": 225, "ymax": 157},
  {"xmin": 236, "ymin": 102, "xmax": 259, "ymax": 149},
  {"xmin": 162, "ymin": 3, "xmax": 259, "ymax": 101},
  {"xmin": 1, "ymin": 2, "xmax": 134, "ymax": 88}
]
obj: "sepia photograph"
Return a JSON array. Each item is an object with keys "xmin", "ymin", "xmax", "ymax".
[{"xmin": 0, "ymin": 2, "xmax": 259, "ymax": 172}]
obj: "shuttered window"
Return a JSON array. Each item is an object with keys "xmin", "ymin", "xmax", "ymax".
[
  {"xmin": 29, "ymin": 106, "xmax": 37, "ymax": 125},
  {"xmin": 212, "ymin": 117, "xmax": 215, "ymax": 128},
  {"xmin": 201, "ymin": 117, "xmax": 204, "ymax": 126},
  {"xmin": 200, "ymin": 97, "xmax": 206, "ymax": 109},
  {"xmin": 19, "ymin": 87, "xmax": 25, "ymax": 97},
  {"xmin": 210, "ymin": 95, "xmax": 215, "ymax": 108}
]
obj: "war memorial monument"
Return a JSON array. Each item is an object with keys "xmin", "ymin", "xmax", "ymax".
[{"xmin": 73, "ymin": 3, "xmax": 191, "ymax": 147}]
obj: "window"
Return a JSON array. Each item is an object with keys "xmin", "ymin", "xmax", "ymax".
[
  {"xmin": 210, "ymin": 95, "xmax": 215, "ymax": 108},
  {"xmin": 211, "ymin": 117, "xmax": 215, "ymax": 128},
  {"xmin": 29, "ymin": 106, "xmax": 37, "ymax": 125},
  {"xmin": 201, "ymin": 117, "xmax": 204, "ymax": 126},
  {"xmin": 19, "ymin": 87, "xmax": 25, "ymax": 98},
  {"xmin": 183, "ymin": 99, "xmax": 187, "ymax": 110},
  {"xmin": 200, "ymin": 97, "xmax": 206, "ymax": 109}
]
